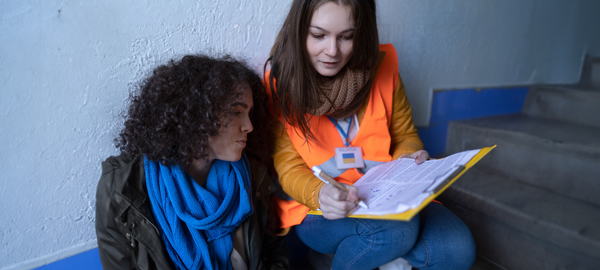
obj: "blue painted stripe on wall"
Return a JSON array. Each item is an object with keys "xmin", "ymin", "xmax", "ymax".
[
  {"xmin": 419, "ymin": 86, "xmax": 529, "ymax": 157},
  {"xmin": 35, "ymin": 248, "xmax": 102, "ymax": 270},
  {"xmin": 430, "ymin": 87, "xmax": 529, "ymax": 124}
]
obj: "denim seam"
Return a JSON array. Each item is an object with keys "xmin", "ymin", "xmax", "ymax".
[
  {"xmin": 344, "ymin": 219, "xmax": 374, "ymax": 270},
  {"xmin": 416, "ymin": 238, "xmax": 430, "ymax": 268}
]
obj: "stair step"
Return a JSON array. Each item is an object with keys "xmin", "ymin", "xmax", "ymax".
[
  {"xmin": 446, "ymin": 114, "xmax": 600, "ymax": 206},
  {"xmin": 469, "ymin": 256, "xmax": 505, "ymax": 270},
  {"xmin": 523, "ymin": 85, "xmax": 600, "ymax": 128},
  {"xmin": 444, "ymin": 202, "xmax": 600, "ymax": 270},
  {"xmin": 439, "ymin": 167, "xmax": 600, "ymax": 269},
  {"xmin": 580, "ymin": 55, "xmax": 600, "ymax": 88}
]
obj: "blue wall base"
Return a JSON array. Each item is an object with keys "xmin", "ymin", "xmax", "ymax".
[{"xmin": 35, "ymin": 248, "xmax": 102, "ymax": 270}]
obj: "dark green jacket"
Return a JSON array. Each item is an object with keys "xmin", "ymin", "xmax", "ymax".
[{"xmin": 95, "ymin": 154, "xmax": 289, "ymax": 270}]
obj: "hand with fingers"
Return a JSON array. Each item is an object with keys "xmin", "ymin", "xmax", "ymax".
[
  {"xmin": 318, "ymin": 183, "xmax": 360, "ymax": 220},
  {"xmin": 400, "ymin": 150, "xmax": 433, "ymax": 165}
]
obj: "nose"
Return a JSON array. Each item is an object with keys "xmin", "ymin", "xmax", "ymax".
[
  {"xmin": 325, "ymin": 38, "xmax": 338, "ymax": 57},
  {"xmin": 242, "ymin": 114, "xmax": 253, "ymax": 133}
]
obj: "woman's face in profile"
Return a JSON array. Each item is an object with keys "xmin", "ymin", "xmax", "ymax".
[
  {"xmin": 207, "ymin": 86, "xmax": 254, "ymax": 162},
  {"xmin": 306, "ymin": 2, "xmax": 355, "ymax": 77}
]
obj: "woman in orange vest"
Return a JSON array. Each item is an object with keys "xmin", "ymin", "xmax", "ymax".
[{"xmin": 265, "ymin": 0, "xmax": 476, "ymax": 269}]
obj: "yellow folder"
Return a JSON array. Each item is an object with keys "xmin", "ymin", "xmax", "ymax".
[{"xmin": 308, "ymin": 145, "xmax": 496, "ymax": 221}]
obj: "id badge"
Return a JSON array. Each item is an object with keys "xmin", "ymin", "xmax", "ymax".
[{"xmin": 334, "ymin": 146, "xmax": 365, "ymax": 170}]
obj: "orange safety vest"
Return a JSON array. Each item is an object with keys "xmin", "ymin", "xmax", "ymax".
[{"xmin": 273, "ymin": 44, "xmax": 399, "ymax": 228}]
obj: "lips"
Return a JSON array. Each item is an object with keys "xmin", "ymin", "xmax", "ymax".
[
  {"xmin": 237, "ymin": 140, "xmax": 247, "ymax": 146},
  {"xmin": 321, "ymin": 61, "xmax": 339, "ymax": 68}
]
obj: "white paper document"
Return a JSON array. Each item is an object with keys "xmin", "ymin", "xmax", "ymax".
[{"xmin": 351, "ymin": 149, "xmax": 480, "ymax": 215}]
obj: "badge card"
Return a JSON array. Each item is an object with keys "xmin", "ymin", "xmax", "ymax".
[{"xmin": 334, "ymin": 146, "xmax": 365, "ymax": 170}]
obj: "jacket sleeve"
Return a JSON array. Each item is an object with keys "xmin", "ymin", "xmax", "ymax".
[
  {"xmin": 271, "ymin": 122, "xmax": 325, "ymax": 210},
  {"xmin": 247, "ymin": 158, "xmax": 290, "ymax": 270},
  {"xmin": 388, "ymin": 73, "xmax": 424, "ymax": 159},
  {"xmin": 260, "ymin": 219, "xmax": 290, "ymax": 269},
  {"xmin": 260, "ymin": 194, "xmax": 291, "ymax": 270},
  {"xmin": 95, "ymin": 159, "xmax": 135, "ymax": 270}
]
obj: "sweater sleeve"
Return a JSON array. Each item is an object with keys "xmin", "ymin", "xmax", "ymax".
[
  {"xmin": 271, "ymin": 122, "xmax": 325, "ymax": 210},
  {"xmin": 389, "ymin": 73, "xmax": 424, "ymax": 159}
]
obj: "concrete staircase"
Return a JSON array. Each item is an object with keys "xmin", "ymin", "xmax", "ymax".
[{"xmin": 439, "ymin": 71, "xmax": 600, "ymax": 268}]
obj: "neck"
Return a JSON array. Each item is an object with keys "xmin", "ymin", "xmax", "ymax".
[{"xmin": 187, "ymin": 158, "xmax": 214, "ymax": 187}]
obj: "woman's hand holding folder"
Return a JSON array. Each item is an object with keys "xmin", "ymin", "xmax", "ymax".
[{"xmin": 400, "ymin": 150, "xmax": 432, "ymax": 164}]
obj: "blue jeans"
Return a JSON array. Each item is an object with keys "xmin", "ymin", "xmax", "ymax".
[{"xmin": 295, "ymin": 203, "xmax": 476, "ymax": 270}]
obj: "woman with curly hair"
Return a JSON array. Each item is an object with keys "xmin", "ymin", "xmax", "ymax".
[{"xmin": 95, "ymin": 54, "xmax": 289, "ymax": 270}]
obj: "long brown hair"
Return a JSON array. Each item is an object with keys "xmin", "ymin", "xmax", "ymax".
[{"xmin": 266, "ymin": 0, "xmax": 379, "ymax": 142}]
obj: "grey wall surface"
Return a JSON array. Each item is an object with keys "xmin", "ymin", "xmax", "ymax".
[
  {"xmin": 378, "ymin": 0, "xmax": 600, "ymax": 125},
  {"xmin": 0, "ymin": 0, "xmax": 598, "ymax": 269}
]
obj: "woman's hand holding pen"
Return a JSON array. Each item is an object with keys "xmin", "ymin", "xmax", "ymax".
[{"xmin": 318, "ymin": 183, "xmax": 359, "ymax": 220}]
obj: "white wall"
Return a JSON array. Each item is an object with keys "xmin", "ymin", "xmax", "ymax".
[
  {"xmin": 0, "ymin": 0, "xmax": 598, "ymax": 269},
  {"xmin": 0, "ymin": 1, "xmax": 289, "ymax": 269}
]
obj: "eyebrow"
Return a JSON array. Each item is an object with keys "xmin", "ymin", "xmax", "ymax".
[
  {"xmin": 230, "ymin": 102, "xmax": 251, "ymax": 109},
  {"xmin": 309, "ymin": 26, "xmax": 356, "ymax": 34}
]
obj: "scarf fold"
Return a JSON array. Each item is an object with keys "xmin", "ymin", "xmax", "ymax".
[
  {"xmin": 144, "ymin": 154, "xmax": 253, "ymax": 270},
  {"xmin": 310, "ymin": 67, "xmax": 371, "ymax": 118}
]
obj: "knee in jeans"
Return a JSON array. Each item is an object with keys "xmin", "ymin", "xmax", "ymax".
[
  {"xmin": 445, "ymin": 229, "xmax": 476, "ymax": 269},
  {"xmin": 460, "ymin": 236, "xmax": 476, "ymax": 268},
  {"xmin": 356, "ymin": 218, "xmax": 420, "ymax": 255}
]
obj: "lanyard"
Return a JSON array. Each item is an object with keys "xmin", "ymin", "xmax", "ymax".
[{"xmin": 326, "ymin": 115, "xmax": 353, "ymax": 147}]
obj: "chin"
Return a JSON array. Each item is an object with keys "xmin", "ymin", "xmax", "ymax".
[
  {"xmin": 227, "ymin": 152, "xmax": 243, "ymax": 162},
  {"xmin": 317, "ymin": 68, "xmax": 341, "ymax": 77}
]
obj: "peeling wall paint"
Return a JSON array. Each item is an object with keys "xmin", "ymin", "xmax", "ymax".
[{"xmin": 0, "ymin": 0, "xmax": 598, "ymax": 269}]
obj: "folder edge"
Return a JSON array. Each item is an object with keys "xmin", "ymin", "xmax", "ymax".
[{"xmin": 308, "ymin": 145, "xmax": 497, "ymax": 220}]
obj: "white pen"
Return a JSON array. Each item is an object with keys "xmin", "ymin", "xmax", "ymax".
[{"xmin": 312, "ymin": 166, "xmax": 369, "ymax": 209}]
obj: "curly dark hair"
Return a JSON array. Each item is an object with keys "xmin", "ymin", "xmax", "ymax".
[{"xmin": 115, "ymin": 54, "xmax": 271, "ymax": 167}]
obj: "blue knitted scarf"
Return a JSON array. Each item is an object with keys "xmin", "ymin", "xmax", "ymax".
[{"xmin": 144, "ymin": 154, "xmax": 253, "ymax": 270}]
